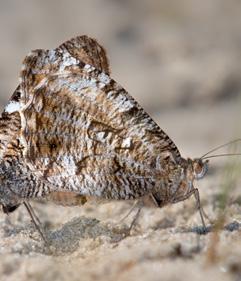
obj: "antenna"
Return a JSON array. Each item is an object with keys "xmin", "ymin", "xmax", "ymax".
[
  {"xmin": 200, "ymin": 139, "xmax": 241, "ymax": 159},
  {"xmin": 202, "ymin": 153, "xmax": 241, "ymax": 160}
]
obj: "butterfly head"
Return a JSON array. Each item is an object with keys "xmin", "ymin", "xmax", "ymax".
[{"xmin": 189, "ymin": 158, "xmax": 209, "ymax": 180}]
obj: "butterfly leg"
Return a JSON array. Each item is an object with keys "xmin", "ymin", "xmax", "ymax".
[
  {"xmin": 127, "ymin": 200, "xmax": 143, "ymax": 232},
  {"xmin": 118, "ymin": 199, "xmax": 140, "ymax": 224},
  {"xmin": 23, "ymin": 202, "xmax": 48, "ymax": 245},
  {"xmin": 117, "ymin": 199, "xmax": 144, "ymax": 236},
  {"xmin": 171, "ymin": 188, "xmax": 207, "ymax": 229},
  {"xmin": 193, "ymin": 188, "xmax": 206, "ymax": 229}
]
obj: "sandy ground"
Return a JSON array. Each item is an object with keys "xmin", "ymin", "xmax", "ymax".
[{"xmin": 1, "ymin": 1, "xmax": 241, "ymax": 281}]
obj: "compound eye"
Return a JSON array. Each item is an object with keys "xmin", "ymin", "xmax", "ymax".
[{"xmin": 194, "ymin": 160, "xmax": 208, "ymax": 180}]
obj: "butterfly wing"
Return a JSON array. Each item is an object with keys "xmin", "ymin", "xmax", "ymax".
[
  {"xmin": 60, "ymin": 35, "xmax": 110, "ymax": 75},
  {"xmin": 2, "ymin": 35, "xmax": 110, "ymax": 159},
  {"xmin": 17, "ymin": 36, "xmax": 181, "ymax": 200},
  {"xmin": 0, "ymin": 86, "xmax": 22, "ymax": 160}
]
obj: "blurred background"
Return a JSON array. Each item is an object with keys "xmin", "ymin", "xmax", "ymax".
[
  {"xmin": 0, "ymin": 0, "xmax": 241, "ymax": 155},
  {"xmin": 1, "ymin": 1, "xmax": 241, "ymax": 281}
]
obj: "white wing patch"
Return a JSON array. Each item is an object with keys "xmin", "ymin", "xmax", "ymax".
[{"xmin": 4, "ymin": 101, "xmax": 21, "ymax": 114}]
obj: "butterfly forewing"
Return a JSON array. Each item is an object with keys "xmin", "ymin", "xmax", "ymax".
[{"xmin": 60, "ymin": 35, "xmax": 110, "ymax": 75}]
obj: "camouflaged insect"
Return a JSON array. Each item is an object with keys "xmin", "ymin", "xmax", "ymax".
[{"xmin": 0, "ymin": 35, "xmax": 209, "ymax": 226}]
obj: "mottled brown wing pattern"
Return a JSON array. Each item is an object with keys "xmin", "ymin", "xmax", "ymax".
[
  {"xmin": 17, "ymin": 36, "xmax": 182, "ymax": 201},
  {"xmin": 0, "ymin": 87, "xmax": 22, "ymax": 161},
  {"xmin": 2, "ymin": 35, "xmax": 110, "ymax": 156},
  {"xmin": 60, "ymin": 35, "xmax": 110, "ymax": 75}
]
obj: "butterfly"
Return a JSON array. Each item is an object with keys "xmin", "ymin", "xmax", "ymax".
[{"xmin": 2, "ymin": 35, "xmax": 234, "ymax": 241}]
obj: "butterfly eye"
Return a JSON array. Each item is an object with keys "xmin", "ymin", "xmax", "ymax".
[{"xmin": 193, "ymin": 159, "xmax": 208, "ymax": 180}]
